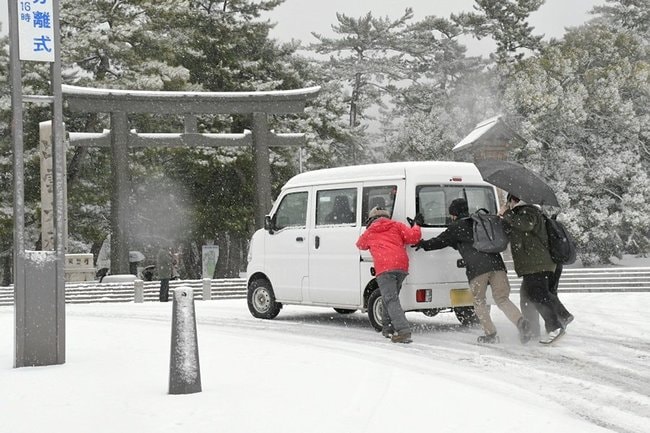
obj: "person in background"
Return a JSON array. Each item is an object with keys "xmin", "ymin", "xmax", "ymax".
[
  {"xmin": 415, "ymin": 198, "xmax": 531, "ymax": 344},
  {"xmin": 170, "ymin": 246, "xmax": 181, "ymax": 280},
  {"xmin": 157, "ymin": 247, "xmax": 173, "ymax": 302},
  {"xmin": 500, "ymin": 194, "xmax": 571, "ymax": 344},
  {"xmin": 356, "ymin": 207, "xmax": 422, "ymax": 344}
]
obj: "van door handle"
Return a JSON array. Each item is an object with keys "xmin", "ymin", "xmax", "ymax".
[
  {"xmin": 296, "ymin": 236, "xmax": 304, "ymax": 242},
  {"xmin": 315, "ymin": 235, "xmax": 320, "ymax": 249}
]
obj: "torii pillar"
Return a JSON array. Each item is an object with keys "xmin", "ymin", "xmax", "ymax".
[{"xmin": 62, "ymin": 85, "xmax": 320, "ymax": 274}]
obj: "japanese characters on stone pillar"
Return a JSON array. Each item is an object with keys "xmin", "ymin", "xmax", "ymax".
[
  {"xmin": 39, "ymin": 122, "xmax": 54, "ymax": 250},
  {"xmin": 39, "ymin": 121, "xmax": 68, "ymax": 251}
]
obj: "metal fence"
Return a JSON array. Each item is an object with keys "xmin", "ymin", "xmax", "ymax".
[
  {"xmin": 1, "ymin": 267, "xmax": 649, "ymax": 307},
  {"xmin": 0, "ymin": 278, "xmax": 247, "ymax": 306}
]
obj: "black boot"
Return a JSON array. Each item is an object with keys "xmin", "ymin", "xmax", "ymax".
[
  {"xmin": 391, "ymin": 331, "xmax": 412, "ymax": 344},
  {"xmin": 477, "ymin": 333, "xmax": 499, "ymax": 344},
  {"xmin": 517, "ymin": 317, "xmax": 532, "ymax": 344}
]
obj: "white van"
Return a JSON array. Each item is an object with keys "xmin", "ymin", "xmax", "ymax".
[{"xmin": 246, "ymin": 161, "xmax": 499, "ymax": 330}]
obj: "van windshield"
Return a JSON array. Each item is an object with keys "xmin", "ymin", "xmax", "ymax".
[
  {"xmin": 416, "ymin": 185, "xmax": 497, "ymax": 227},
  {"xmin": 274, "ymin": 191, "xmax": 308, "ymax": 230}
]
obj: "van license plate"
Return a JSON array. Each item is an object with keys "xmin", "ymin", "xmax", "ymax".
[{"xmin": 450, "ymin": 289, "xmax": 473, "ymax": 306}]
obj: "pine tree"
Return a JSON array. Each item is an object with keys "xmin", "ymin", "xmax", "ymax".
[
  {"xmin": 380, "ymin": 15, "xmax": 492, "ymax": 161},
  {"xmin": 502, "ymin": 17, "xmax": 650, "ymax": 264},
  {"xmin": 452, "ymin": 0, "xmax": 544, "ymax": 66},
  {"xmin": 310, "ymin": 9, "xmax": 415, "ymax": 164},
  {"xmin": 0, "ymin": 36, "xmax": 12, "ymax": 284}
]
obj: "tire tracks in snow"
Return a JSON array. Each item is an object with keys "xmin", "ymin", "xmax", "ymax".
[{"xmin": 66, "ymin": 305, "xmax": 650, "ymax": 433}]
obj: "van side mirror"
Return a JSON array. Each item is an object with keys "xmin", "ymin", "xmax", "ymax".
[{"xmin": 264, "ymin": 215, "xmax": 275, "ymax": 234}]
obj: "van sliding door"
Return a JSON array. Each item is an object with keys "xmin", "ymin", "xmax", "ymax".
[
  {"xmin": 308, "ymin": 185, "xmax": 361, "ymax": 306},
  {"xmin": 358, "ymin": 182, "xmax": 405, "ymax": 290}
]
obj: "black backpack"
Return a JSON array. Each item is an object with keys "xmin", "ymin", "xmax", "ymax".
[
  {"xmin": 543, "ymin": 213, "xmax": 577, "ymax": 265},
  {"xmin": 469, "ymin": 208, "xmax": 509, "ymax": 253}
]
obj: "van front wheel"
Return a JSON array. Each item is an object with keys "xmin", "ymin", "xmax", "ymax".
[
  {"xmin": 247, "ymin": 278, "xmax": 282, "ymax": 319},
  {"xmin": 367, "ymin": 290, "xmax": 384, "ymax": 332}
]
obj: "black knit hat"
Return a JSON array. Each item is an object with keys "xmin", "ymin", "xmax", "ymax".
[
  {"xmin": 506, "ymin": 193, "xmax": 520, "ymax": 203},
  {"xmin": 448, "ymin": 198, "xmax": 469, "ymax": 217}
]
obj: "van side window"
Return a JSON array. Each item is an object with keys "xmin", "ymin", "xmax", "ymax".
[
  {"xmin": 362, "ymin": 185, "xmax": 397, "ymax": 222},
  {"xmin": 316, "ymin": 189, "xmax": 357, "ymax": 226},
  {"xmin": 416, "ymin": 185, "xmax": 497, "ymax": 227},
  {"xmin": 274, "ymin": 192, "xmax": 308, "ymax": 230}
]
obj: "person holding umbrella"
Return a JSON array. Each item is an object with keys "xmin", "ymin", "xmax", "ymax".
[
  {"xmin": 415, "ymin": 198, "xmax": 532, "ymax": 344},
  {"xmin": 500, "ymin": 194, "xmax": 571, "ymax": 344},
  {"xmin": 475, "ymin": 160, "xmax": 574, "ymax": 342},
  {"xmin": 157, "ymin": 246, "xmax": 173, "ymax": 302}
]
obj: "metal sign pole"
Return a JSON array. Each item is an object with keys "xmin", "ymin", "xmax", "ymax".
[
  {"xmin": 9, "ymin": 0, "xmax": 28, "ymax": 368},
  {"xmin": 10, "ymin": 0, "xmax": 65, "ymax": 367},
  {"xmin": 51, "ymin": 0, "xmax": 66, "ymax": 363}
]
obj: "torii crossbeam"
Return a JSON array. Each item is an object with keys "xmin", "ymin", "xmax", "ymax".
[{"xmin": 62, "ymin": 85, "xmax": 320, "ymax": 274}]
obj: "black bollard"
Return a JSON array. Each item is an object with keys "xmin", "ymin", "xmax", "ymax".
[{"xmin": 168, "ymin": 287, "xmax": 202, "ymax": 394}]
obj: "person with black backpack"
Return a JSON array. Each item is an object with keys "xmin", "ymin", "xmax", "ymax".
[
  {"xmin": 500, "ymin": 194, "xmax": 573, "ymax": 344},
  {"xmin": 522, "ymin": 214, "xmax": 576, "ymax": 337},
  {"xmin": 414, "ymin": 198, "xmax": 532, "ymax": 344}
]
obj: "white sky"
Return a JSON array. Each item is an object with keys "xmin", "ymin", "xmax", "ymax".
[
  {"xmin": 264, "ymin": 0, "xmax": 604, "ymax": 55},
  {"xmin": 2, "ymin": 290, "xmax": 648, "ymax": 432}
]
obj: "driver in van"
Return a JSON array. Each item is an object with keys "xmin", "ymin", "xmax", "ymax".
[{"xmin": 356, "ymin": 207, "xmax": 422, "ymax": 344}]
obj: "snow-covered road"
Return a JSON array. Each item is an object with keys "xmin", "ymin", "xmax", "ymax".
[{"xmin": 1, "ymin": 292, "xmax": 649, "ymax": 433}]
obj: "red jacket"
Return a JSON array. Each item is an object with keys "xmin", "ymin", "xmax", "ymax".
[{"xmin": 356, "ymin": 218, "xmax": 421, "ymax": 276}]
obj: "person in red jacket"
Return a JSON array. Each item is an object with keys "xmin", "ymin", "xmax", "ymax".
[{"xmin": 356, "ymin": 207, "xmax": 422, "ymax": 343}]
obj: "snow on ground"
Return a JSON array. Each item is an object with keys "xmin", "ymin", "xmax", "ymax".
[{"xmin": 1, "ymin": 292, "xmax": 649, "ymax": 433}]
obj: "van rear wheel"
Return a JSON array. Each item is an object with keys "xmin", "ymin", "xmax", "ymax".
[
  {"xmin": 422, "ymin": 309, "xmax": 440, "ymax": 317},
  {"xmin": 367, "ymin": 290, "xmax": 384, "ymax": 331},
  {"xmin": 334, "ymin": 308, "xmax": 356, "ymax": 314},
  {"xmin": 247, "ymin": 278, "xmax": 282, "ymax": 319},
  {"xmin": 454, "ymin": 306, "xmax": 479, "ymax": 326}
]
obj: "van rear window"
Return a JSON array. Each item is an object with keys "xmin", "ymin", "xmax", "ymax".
[{"xmin": 416, "ymin": 185, "xmax": 497, "ymax": 227}]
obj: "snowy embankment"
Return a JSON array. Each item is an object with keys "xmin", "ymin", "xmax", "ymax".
[{"xmin": 1, "ymin": 292, "xmax": 649, "ymax": 433}]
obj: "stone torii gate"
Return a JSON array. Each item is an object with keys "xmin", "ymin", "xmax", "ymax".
[{"xmin": 62, "ymin": 85, "xmax": 320, "ymax": 274}]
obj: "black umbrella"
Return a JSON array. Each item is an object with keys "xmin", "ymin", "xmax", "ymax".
[{"xmin": 475, "ymin": 160, "xmax": 559, "ymax": 207}]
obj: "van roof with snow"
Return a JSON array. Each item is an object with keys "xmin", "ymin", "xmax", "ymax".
[{"xmin": 282, "ymin": 161, "xmax": 484, "ymax": 189}]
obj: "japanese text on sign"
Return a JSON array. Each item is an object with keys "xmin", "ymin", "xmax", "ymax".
[{"xmin": 17, "ymin": 0, "xmax": 55, "ymax": 62}]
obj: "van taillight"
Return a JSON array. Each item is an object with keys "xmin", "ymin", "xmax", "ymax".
[
  {"xmin": 450, "ymin": 177, "xmax": 462, "ymax": 182},
  {"xmin": 416, "ymin": 289, "xmax": 432, "ymax": 303}
]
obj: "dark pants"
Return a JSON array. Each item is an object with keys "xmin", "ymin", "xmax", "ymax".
[
  {"xmin": 520, "ymin": 272, "xmax": 563, "ymax": 333},
  {"xmin": 521, "ymin": 266, "xmax": 572, "ymax": 335},
  {"xmin": 549, "ymin": 265, "xmax": 573, "ymax": 320},
  {"xmin": 376, "ymin": 271, "xmax": 410, "ymax": 333},
  {"xmin": 159, "ymin": 278, "xmax": 170, "ymax": 302}
]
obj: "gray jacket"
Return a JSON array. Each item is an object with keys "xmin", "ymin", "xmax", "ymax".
[{"xmin": 156, "ymin": 249, "xmax": 173, "ymax": 279}]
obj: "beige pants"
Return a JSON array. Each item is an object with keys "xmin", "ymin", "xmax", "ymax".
[{"xmin": 469, "ymin": 270, "xmax": 522, "ymax": 336}]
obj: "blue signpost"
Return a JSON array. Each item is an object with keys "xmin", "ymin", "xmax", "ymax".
[{"xmin": 8, "ymin": 0, "xmax": 66, "ymax": 367}]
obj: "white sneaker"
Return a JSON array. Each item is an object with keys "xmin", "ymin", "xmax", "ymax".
[{"xmin": 539, "ymin": 328, "xmax": 565, "ymax": 345}]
